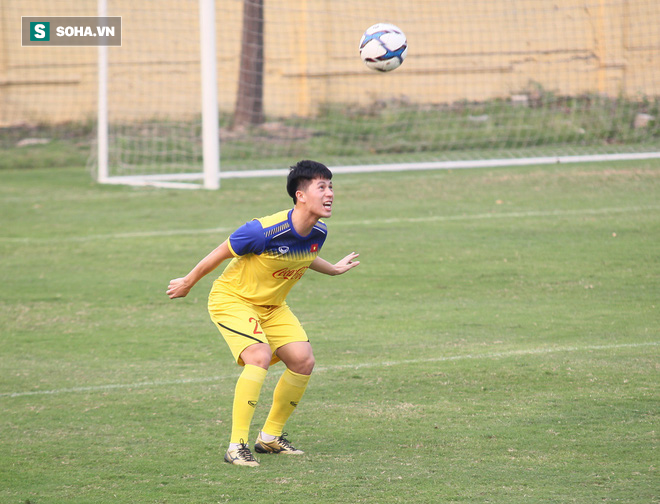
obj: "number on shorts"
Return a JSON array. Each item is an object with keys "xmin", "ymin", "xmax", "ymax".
[{"xmin": 248, "ymin": 317, "xmax": 263, "ymax": 335}]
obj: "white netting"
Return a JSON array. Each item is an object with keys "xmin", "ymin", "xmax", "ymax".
[{"xmin": 2, "ymin": 1, "xmax": 659, "ymax": 184}]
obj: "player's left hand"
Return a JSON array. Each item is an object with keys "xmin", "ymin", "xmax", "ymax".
[{"xmin": 334, "ymin": 252, "xmax": 360, "ymax": 274}]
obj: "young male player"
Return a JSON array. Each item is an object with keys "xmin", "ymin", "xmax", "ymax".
[{"xmin": 167, "ymin": 160, "xmax": 360, "ymax": 466}]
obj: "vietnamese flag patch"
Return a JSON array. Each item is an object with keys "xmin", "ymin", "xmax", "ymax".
[{"xmin": 311, "ymin": 243, "xmax": 319, "ymax": 252}]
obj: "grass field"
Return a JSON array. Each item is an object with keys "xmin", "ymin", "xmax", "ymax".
[{"xmin": 1, "ymin": 160, "xmax": 658, "ymax": 503}]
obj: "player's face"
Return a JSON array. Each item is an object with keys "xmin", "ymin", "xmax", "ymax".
[{"xmin": 300, "ymin": 177, "xmax": 333, "ymax": 218}]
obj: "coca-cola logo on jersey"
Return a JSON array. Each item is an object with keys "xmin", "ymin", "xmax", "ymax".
[{"xmin": 272, "ymin": 267, "xmax": 308, "ymax": 280}]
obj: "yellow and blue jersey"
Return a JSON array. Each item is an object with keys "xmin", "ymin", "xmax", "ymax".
[{"xmin": 211, "ymin": 209, "xmax": 327, "ymax": 306}]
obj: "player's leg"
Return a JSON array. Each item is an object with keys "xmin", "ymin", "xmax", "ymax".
[
  {"xmin": 256, "ymin": 305, "xmax": 313, "ymax": 454},
  {"xmin": 209, "ymin": 298, "xmax": 271, "ymax": 466},
  {"xmin": 224, "ymin": 350, "xmax": 268, "ymax": 467},
  {"xmin": 267, "ymin": 342, "xmax": 315, "ymax": 437},
  {"xmin": 230, "ymin": 343, "xmax": 271, "ymax": 444},
  {"xmin": 256, "ymin": 342, "xmax": 313, "ymax": 454}
]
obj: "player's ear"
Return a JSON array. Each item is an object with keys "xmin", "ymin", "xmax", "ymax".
[{"xmin": 295, "ymin": 189, "xmax": 306, "ymax": 203}]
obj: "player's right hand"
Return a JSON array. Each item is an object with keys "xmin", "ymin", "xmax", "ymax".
[{"xmin": 166, "ymin": 277, "xmax": 191, "ymax": 299}]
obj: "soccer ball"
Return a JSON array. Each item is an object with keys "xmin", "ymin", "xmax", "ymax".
[{"xmin": 359, "ymin": 23, "xmax": 408, "ymax": 72}]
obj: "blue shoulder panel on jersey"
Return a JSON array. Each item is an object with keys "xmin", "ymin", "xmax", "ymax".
[{"xmin": 229, "ymin": 220, "xmax": 266, "ymax": 256}]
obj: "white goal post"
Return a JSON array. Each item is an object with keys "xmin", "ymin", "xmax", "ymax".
[{"xmin": 96, "ymin": 0, "xmax": 219, "ymax": 190}]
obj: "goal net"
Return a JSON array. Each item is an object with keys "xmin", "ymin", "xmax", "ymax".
[
  {"xmin": 4, "ymin": 1, "xmax": 660, "ymax": 187},
  {"xmin": 95, "ymin": 0, "xmax": 218, "ymax": 189}
]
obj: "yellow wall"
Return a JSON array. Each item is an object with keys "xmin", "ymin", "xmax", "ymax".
[{"xmin": 1, "ymin": 0, "xmax": 659, "ymax": 125}]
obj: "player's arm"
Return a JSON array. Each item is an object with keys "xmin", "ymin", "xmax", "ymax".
[
  {"xmin": 167, "ymin": 240, "xmax": 234, "ymax": 299},
  {"xmin": 310, "ymin": 252, "xmax": 360, "ymax": 276}
]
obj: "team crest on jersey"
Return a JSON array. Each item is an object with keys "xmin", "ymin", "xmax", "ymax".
[{"xmin": 278, "ymin": 246, "xmax": 290, "ymax": 254}]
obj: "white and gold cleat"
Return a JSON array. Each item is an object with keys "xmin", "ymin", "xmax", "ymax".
[
  {"xmin": 224, "ymin": 441, "xmax": 260, "ymax": 467},
  {"xmin": 254, "ymin": 432, "xmax": 304, "ymax": 455}
]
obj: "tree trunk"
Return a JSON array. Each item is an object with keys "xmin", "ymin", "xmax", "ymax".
[{"xmin": 232, "ymin": 0, "xmax": 264, "ymax": 129}]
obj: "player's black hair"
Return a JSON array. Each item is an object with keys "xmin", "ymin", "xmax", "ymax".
[{"xmin": 287, "ymin": 160, "xmax": 333, "ymax": 204}]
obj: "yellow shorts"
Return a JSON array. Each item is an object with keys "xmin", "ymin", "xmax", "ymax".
[{"xmin": 208, "ymin": 291, "xmax": 308, "ymax": 366}]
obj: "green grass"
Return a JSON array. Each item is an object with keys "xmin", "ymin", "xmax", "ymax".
[
  {"xmin": 0, "ymin": 122, "xmax": 94, "ymax": 170},
  {"xmin": 1, "ymin": 160, "xmax": 658, "ymax": 503}
]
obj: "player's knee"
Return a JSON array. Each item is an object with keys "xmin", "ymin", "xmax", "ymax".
[
  {"xmin": 305, "ymin": 354, "xmax": 316, "ymax": 373},
  {"xmin": 241, "ymin": 343, "xmax": 272, "ymax": 369},
  {"xmin": 294, "ymin": 353, "xmax": 315, "ymax": 375}
]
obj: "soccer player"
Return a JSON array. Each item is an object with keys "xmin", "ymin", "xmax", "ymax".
[{"xmin": 167, "ymin": 160, "xmax": 360, "ymax": 466}]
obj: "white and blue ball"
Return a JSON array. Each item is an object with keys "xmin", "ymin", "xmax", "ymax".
[{"xmin": 359, "ymin": 23, "xmax": 407, "ymax": 72}]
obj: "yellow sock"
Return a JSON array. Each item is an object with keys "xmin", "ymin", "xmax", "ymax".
[
  {"xmin": 230, "ymin": 364, "xmax": 267, "ymax": 444},
  {"xmin": 262, "ymin": 368, "xmax": 311, "ymax": 437}
]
